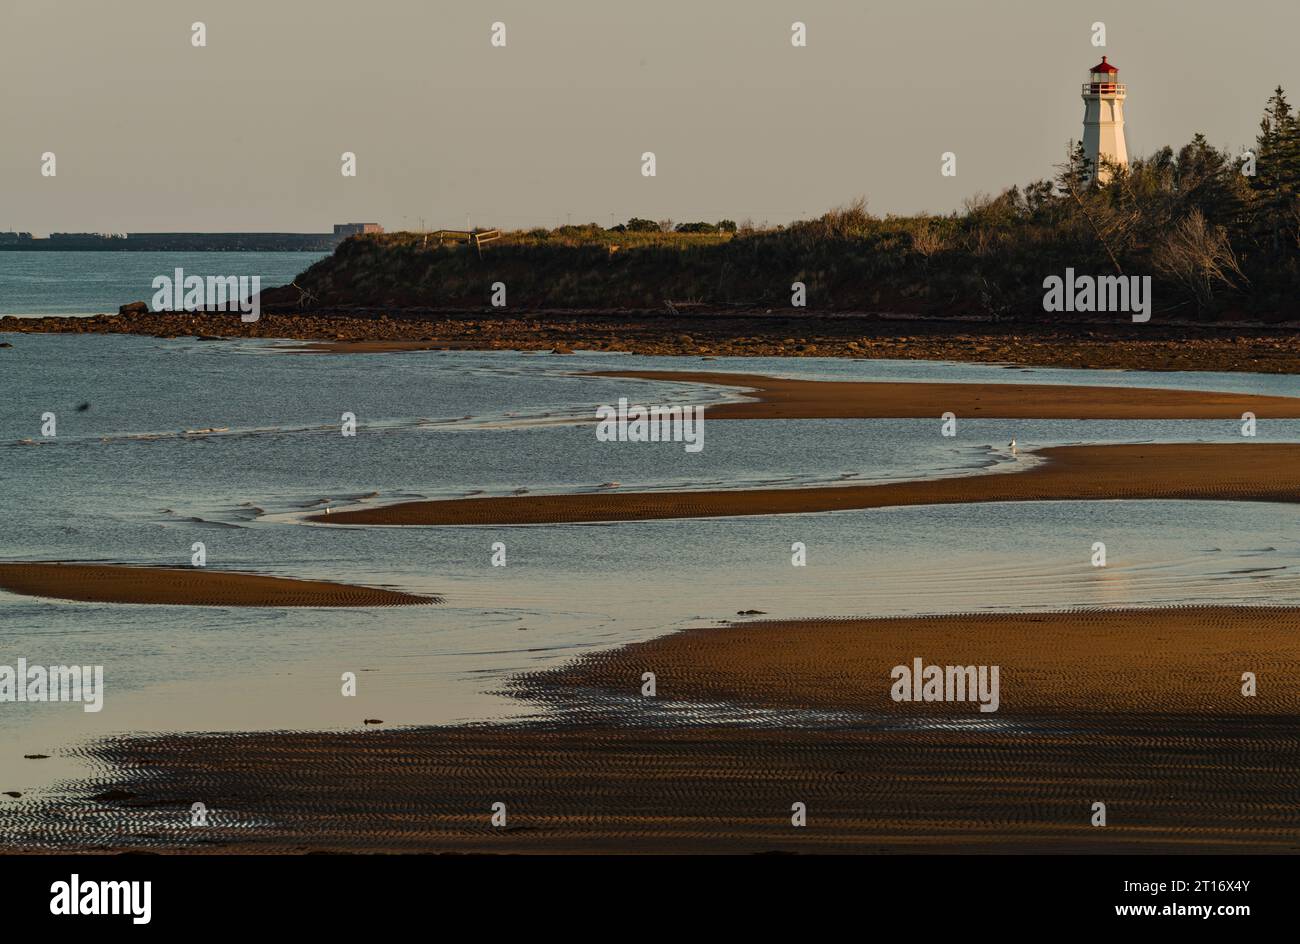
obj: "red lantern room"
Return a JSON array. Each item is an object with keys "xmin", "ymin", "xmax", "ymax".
[{"xmin": 1085, "ymin": 56, "xmax": 1124, "ymax": 95}]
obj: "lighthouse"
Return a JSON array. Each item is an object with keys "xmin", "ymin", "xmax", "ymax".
[{"xmin": 1081, "ymin": 55, "xmax": 1128, "ymax": 182}]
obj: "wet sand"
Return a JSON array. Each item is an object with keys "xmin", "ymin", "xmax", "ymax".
[
  {"xmin": 21, "ymin": 606, "xmax": 1298, "ymax": 853},
  {"xmin": 311, "ymin": 443, "xmax": 1300, "ymax": 525},
  {"xmin": 0, "ymin": 562, "xmax": 439, "ymax": 607},
  {"xmin": 530, "ymin": 607, "xmax": 1300, "ymax": 717},
  {"xmin": 593, "ymin": 370, "xmax": 1300, "ymax": 419}
]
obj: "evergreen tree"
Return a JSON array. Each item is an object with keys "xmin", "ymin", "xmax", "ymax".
[
  {"xmin": 1251, "ymin": 87, "xmax": 1300, "ymax": 254},
  {"xmin": 1055, "ymin": 141, "xmax": 1093, "ymax": 195},
  {"xmin": 1174, "ymin": 133, "xmax": 1248, "ymax": 235}
]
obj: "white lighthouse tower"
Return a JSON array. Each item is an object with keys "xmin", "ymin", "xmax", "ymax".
[{"xmin": 1081, "ymin": 55, "xmax": 1128, "ymax": 182}]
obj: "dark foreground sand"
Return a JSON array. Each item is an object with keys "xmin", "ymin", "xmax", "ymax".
[
  {"xmin": 313, "ymin": 442, "xmax": 1300, "ymax": 525},
  {"xmin": 17, "ymin": 606, "xmax": 1296, "ymax": 853},
  {"xmin": 595, "ymin": 370, "xmax": 1300, "ymax": 419},
  {"xmin": 0, "ymin": 563, "xmax": 439, "ymax": 606}
]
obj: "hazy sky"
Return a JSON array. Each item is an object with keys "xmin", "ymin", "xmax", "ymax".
[{"xmin": 3, "ymin": 0, "xmax": 1297, "ymax": 234}]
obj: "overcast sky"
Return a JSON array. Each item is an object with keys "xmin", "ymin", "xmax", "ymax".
[{"xmin": 3, "ymin": 0, "xmax": 1297, "ymax": 234}]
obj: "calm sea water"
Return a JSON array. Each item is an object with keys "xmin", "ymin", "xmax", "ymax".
[
  {"xmin": 0, "ymin": 251, "xmax": 327, "ymax": 316},
  {"xmin": 1, "ymin": 336, "xmax": 1299, "ymax": 798}
]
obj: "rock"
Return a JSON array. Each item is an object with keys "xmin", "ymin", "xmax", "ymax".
[
  {"xmin": 3, "ymin": 792, "xmax": 21, "ymax": 798},
  {"xmin": 118, "ymin": 301, "xmax": 149, "ymax": 316},
  {"xmin": 0, "ymin": 342, "xmax": 12, "ymax": 348}
]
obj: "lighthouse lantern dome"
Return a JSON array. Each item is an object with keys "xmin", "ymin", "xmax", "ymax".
[{"xmin": 1088, "ymin": 56, "xmax": 1122, "ymax": 92}]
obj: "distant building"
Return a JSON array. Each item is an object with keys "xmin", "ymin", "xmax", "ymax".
[
  {"xmin": 333, "ymin": 223, "xmax": 384, "ymax": 238},
  {"xmin": 0, "ymin": 232, "xmax": 33, "ymax": 244},
  {"xmin": 1081, "ymin": 55, "xmax": 1128, "ymax": 182}
]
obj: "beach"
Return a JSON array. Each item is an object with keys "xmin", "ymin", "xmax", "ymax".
[
  {"xmin": 3, "ymin": 338, "xmax": 1298, "ymax": 855},
  {"xmin": 306, "ymin": 370, "xmax": 1300, "ymax": 525},
  {"xmin": 0, "ymin": 563, "xmax": 439, "ymax": 607},
  {"xmin": 312, "ymin": 442, "xmax": 1300, "ymax": 525},
  {"xmin": 594, "ymin": 370, "xmax": 1300, "ymax": 419},
  {"xmin": 6, "ymin": 0, "xmax": 1300, "ymax": 899},
  {"xmin": 23, "ymin": 606, "xmax": 1297, "ymax": 854}
]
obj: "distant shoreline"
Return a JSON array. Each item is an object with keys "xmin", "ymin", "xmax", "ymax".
[
  {"xmin": 0, "ymin": 246, "xmax": 334, "ymax": 252},
  {"xmin": 0, "ymin": 228, "xmax": 371, "ymax": 252}
]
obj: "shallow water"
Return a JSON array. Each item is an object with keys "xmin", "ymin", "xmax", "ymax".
[
  {"xmin": 0, "ymin": 251, "xmax": 327, "ymax": 316},
  {"xmin": 0, "ymin": 335, "xmax": 1297, "ymax": 796}
]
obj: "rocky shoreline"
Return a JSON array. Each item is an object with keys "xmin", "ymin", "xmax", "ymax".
[{"xmin": 4, "ymin": 308, "xmax": 1300, "ymax": 373}]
